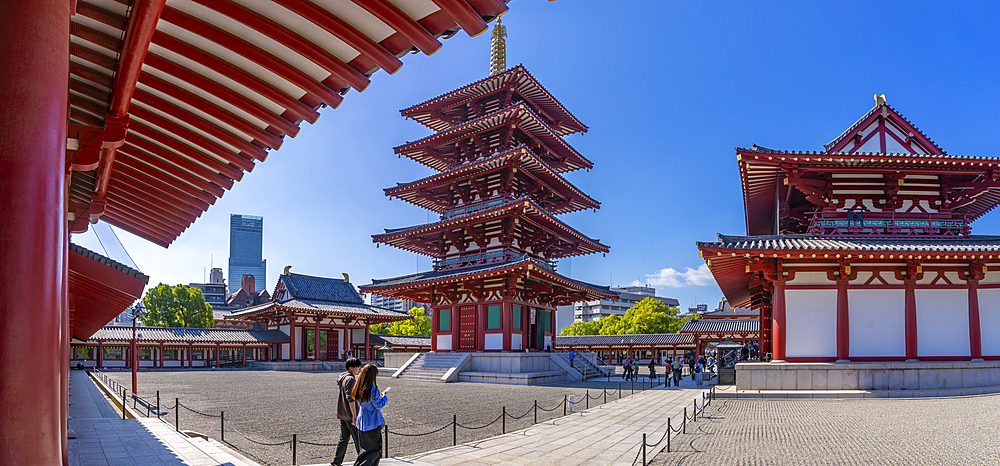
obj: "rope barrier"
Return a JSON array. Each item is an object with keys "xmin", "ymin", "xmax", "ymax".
[
  {"xmin": 178, "ymin": 402, "xmax": 222, "ymax": 418},
  {"xmin": 388, "ymin": 422, "xmax": 453, "ymax": 437},
  {"xmin": 298, "ymin": 438, "xmax": 339, "ymax": 447},
  {"xmin": 505, "ymin": 405, "xmax": 534, "ymax": 420},
  {"xmin": 536, "ymin": 399, "xmax": 565, "ymax": 412},
  {"xmin": 221, "ymin": 417, "xmax": 293, "ymax": 447}
]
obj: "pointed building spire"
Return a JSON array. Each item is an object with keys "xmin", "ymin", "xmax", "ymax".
[{"xmin": 490, "ymin": 16, "xmax": 507, "ymax": 76}]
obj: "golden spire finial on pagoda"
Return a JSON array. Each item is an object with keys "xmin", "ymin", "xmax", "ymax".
[
  {"xmin": 489, "ymin": 15, "xmax": 507, "ymax": 76},
  {"xmin": 874, "ymin": 94, "xmax": 887, "ymax": 106}
]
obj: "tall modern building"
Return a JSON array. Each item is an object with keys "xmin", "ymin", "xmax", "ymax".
[{"xmin": 228, "ymin": 214, "xmax": 266, "ymax": 294}]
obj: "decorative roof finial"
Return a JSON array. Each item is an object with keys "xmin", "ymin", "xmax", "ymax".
[
  {"xmin": 874, "ymin": 94, "xmax": 887, "ymax": 107},
  {"xmin": 283, "ymin": 265, "xmax": 292, "ymax": 275},
  {"xmin": 489, "ymin": 15, "xmax": 507, "ymax": 76},
  {"xmin": 342, "ymin": 272, "xmax": 350, "ymax": 282}
]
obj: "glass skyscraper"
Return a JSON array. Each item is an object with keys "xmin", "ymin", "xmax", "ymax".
[{"xmin": 228, "ymin": 214, "xmax": 266, "ymax": 294}]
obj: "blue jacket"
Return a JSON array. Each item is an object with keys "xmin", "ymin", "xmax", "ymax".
[{"xmin": 356, "ymin": 384, "xmax": 387, "ymax": 432}]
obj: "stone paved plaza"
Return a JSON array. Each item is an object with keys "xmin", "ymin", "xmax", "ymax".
[
  {"xmin": 650, "ymin": 395, "xmax": 1000, "ymax": 465},
  {"xmin": 104, "ymin": 369, "xmax": 665, "ymax": 465}
]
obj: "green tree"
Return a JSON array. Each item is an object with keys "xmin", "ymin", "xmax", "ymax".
[
  {"xmin": 140, "ymin": 283, "xmax": 214, "ymax": 328},
  {"xmin": 557, "ymin": 297, "xmax": 701, "ymax": 336},
  {"xmin": 369, "ymin": 307, "xmax": 429, "ymax": 337}
]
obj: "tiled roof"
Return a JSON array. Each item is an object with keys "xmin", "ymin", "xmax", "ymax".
[
  {"xmin": 737, "ymin": 147, "xmax": 997, "ymax": 160},
  {"xmin": 700, "ymin": 307, "xmax": 758, "ymax": 318},
  {"xmin": 85, "ymin": 326, "xmax": 289, "ymax": 343},
  {"xmin": 555, "ymin": 333, "xmax": 695, "ymax": 347},
  {"xmin": 282, "ymin": 273, "xmax": 364, "ymax": 304},
  {"xmin": 698, "ymin": 234, "xmax": 1000, "ymax": 253},
  {"xmin": 228, "ymin": 299, "xmax": 410, "ymax": 321},
  {"xmin": 680, "ymin": 319, "xmax": 759, "ymax": 334},
  {"xmin": 69, "ymin": 243, "xmax": 149, "ymax": 282},
  {"xmin": 370, "ymin": 334, "xmax": 431, "ymax": 347},
  {"xmin": 364, "ymin": 257, "xmax": 611, "ymax": 296}
]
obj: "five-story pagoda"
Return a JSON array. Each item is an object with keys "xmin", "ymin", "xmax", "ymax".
[{"xmin": 361, "ymin": 21, "xmax": 613, "ymax": 352}]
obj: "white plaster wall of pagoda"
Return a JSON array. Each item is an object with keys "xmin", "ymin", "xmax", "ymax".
[
  {"xmin": 786, "ymin": 271, "xmax": 829, "ymax": 285},
  {"xmin": 485, "ymin": 333, "xmax": 503, "ymax": 350},
  {"xmin": 848, "ymin": 289, "xmax": 906, "ymax": 357},
  {"xmin": 853, "ymin": 270, "xmax": 904, "ymax": 286},
  {"xmin": 856, "ymin": 133, "xmax": 883, "ymax": 153},
  {"xmin": 436, "ymin": 334, "xmax": 452, "ymax": 351},
  {"xmin": 982, "ymin": 272, "xmax": 1000, "ymax": 285},
  {"xmin": 784, "ymin": 290, "xmax": 837, "ymax": 358},
  {"xmin": 917, "ymin": 271, "xmax": 964, "ymax": 286},
  {"xmin": 915, "ymin": 289, "xmax": 971, "ymax": 357},
  {"xmin": 884, "ymin": 134, "xmax": 909, "ymax": 154},
  {"xmin": 294, "ymin": 326, "xmax": 304, "ymax": 359},
  {"xmin": 511, "ymin": 333, "xmax": 523, "ymax": 351},
  {"xmin": 978, "ymin": 289, "xmax": 1000, "ymax": 356},
  {"xmin": 545, "ymin": 336, "xmax": 552, "ymax": 349},
  {"xmin": 352, "ymin": 328, "xmax": 366, "ymax": 344}
]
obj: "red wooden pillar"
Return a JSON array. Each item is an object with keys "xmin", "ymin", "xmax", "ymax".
[
  {"xmin": 501, "ymin": 302, "xmax": 511, "ymax": 351},
  {"xmin": 451, "ymin": 306, "xmax": 460, "ymax": 352},
  {"xmin": 215, "ymin": 344, "xmax": 221, "ymax": 367},
  {"xmin": 159, "ymin": 343, "xmax": 164, "ymax": 368},
  {"xmin": 771, "ymin": 279, "xmax": 787, "ymax": 362},
  {"xmin": 0, "ymin": 0, "xmax": 70, "ymax": 462},
  {"xmin": 759, "ymin": 300, "xmax": 772, "ymax": 359},
  {"xmin": 242, "ymin": 344, "xmax": 247, "ymax": 367},
  {"xmin": 98, "ymin": 342, "xmax": 104, "ymax": 369},
  {"xmin": 477, "ymin": 304, "xmax": 487, "ymax": 351},
  {"xmin": 836, "ymin": 279, "xmax": 850, "ymax": 361},
  {"xmin": 364, "ymin": 323, "xmax": 370, "ymax": 360},
  {"xmin": 189, "ymin": 344, "xmax": 194, "ymax": 368},
  {"xmin": 289, "ymin": 321, "xmax": 296, "ymax": 360},
  {"xmin": 313, "ymin": 322, "xmax": 320, "ymax": 360},
  {"xmin": 904, "ymin": 278, "xmax": 918, "ymax": 360},
  {"xmin": 969, "ymin": 276, "xmax": 983, "ymax": 360},
  {"xmin": 430, "ymin": 307, "xmax": 440, "ymax": 352}
]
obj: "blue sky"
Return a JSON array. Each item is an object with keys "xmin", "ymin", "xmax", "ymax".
[{"xmin": 73, "ymin": 1, "xmax": 1000, "ymax": 311}]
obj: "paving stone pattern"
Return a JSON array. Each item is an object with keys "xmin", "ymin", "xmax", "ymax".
[
  {"xmin": 650, "ymin": 396, "xmax": 1000, "ymax": 466},
  {"xmin": 105, "ymin": 369, "xmax": 666, "ymax": 466}
]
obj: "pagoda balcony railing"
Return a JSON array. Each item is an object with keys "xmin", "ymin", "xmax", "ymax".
[
  {"xmin": 433, "ymin": 248, "xmax": 555, "ymax": 272},
  {"xmin": 807, "ymin": 211, "xmax": 971, "ymax": 238},
  {"xmin": 440, "ymin": 194, "xmax": 517, "ymax": 221}
]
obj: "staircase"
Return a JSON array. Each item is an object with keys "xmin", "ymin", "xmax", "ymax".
[
  {"xmin": 557, "ymin": 350, "xmax": 608, "ymax": 379},
  {"xmin": 395, "ymin": 353, "xmax": 466, "ymax": 382}
]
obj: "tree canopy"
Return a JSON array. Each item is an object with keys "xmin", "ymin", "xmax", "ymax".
[
  {"xmin": 558, "ymin": 297, "xmax": 699, "ymax": 336},
  {"xmin": 140, "ymin": 283, "xmax": 214, "ymax": 328},
  {"xmin": 369, "ymin": 307, "xmax": 430, "ymax": 337}
]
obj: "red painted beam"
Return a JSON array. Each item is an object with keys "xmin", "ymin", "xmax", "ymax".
[
  {"xmin": 117, "ymin": 144, "xmax": 230, "ymax": 195},
  {"xmin": 112, "ymin": 162, "xmax": 216, "ymax": 208},
  {"xmin": 132, "ymin": 88, "xmax": 269, "ymax": 161},
  {"xmin": 130, "ymin": 105, "xmax": 258, "ymax": 170},
  {"xmin": 68, "ymin": 93, "xmax": 108, "ymax": 121},
  {"xmin": 70, "ymin": 108, "xmax": 105, "ymax": 127},
  {"xmin": 128, "ymin": 119, "xmax": 245, "ymax": 180},
  {"xmin": 430, "ymin": 0, "xmax": 487, "ymax": 36},
  {"xmin": 192, "ymin": 0, "xmax": 369, "ymax": 92},
  {"xmin": 150, "ymin": 32, "xmax": 320, "ymax": 123},
  {"xmin": 141, "ymin": 53, "xmax": 300, "ymax": 136},
  {"xmin": 137, "ymin": 71, "xmax": 284, "ymax": 149},
  {"xmin": 104, "ymin": 191, "xmax": 194, "ymax": 232},
  {"xmin": 69, "ymin": 42, "xmax": 117, "ymax": 71},
  {"xmin": 69, "ymin": 77, "xmax": 111, "ymax": 106},
  {"xmin": 69, "ymin": 21, "xmax": 121, "ymax": 52},
  {"xmin": 102, "ymin": 215, "xmax": 173, "ymax": 247},
  {"xmin": 69, "ymin": 61, "xmax": 113, "ymax": 89},
  {"xmin": 106, "ymin": 177, "xmax": 205, "ymax": 219},
  {"xmin": 120, "ymin": 138, "xmax": 232, "ymax": 193},
  {"xmin": 464, "ymin": 0, "xmax": 508, "ymax": 17},
  {"xmin": 105, "ymin": 204, "xmax": 185, "ymax": 241},
  {"xmin": 272, "ymin": 0, "xmax": 402, "ymax": 74},
  {"xmin": 108, "ymin": 0, "xmax": 166, "ymax": 118},
  {"xmin": 351, "ymin": 0, "xmax": 441, "ymax": 55},
  {"xmin": 159, "ymin": 7, "xmax": 344, "ymax": 108}
]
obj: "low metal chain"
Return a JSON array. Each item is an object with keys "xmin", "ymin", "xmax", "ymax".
[
  {"xmin": 505, "ymin": 406, "xmax": 534, "ymax": 420},
  {"xmin": 456, "ymin": 413, "xmax": 503, "ymax": 430},
  {"xmin": 388, "ymin": 422, "xmax": 453, "ymax": 437},
  {"xmin": 222, "ymin": 417, "xmax": 293, "ymax": 447},
  {"xmin": 177, "ymin": 402, "xmax": 221, "ymax": 418},
  {"xmin": 298, "ymin": 439, "xmax": 338, "ymax": 447},
  {"xmin": 537, "ymin": 399, "xmax": 565, "ymax": 412}
]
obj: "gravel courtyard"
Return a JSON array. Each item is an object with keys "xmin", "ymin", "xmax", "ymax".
[
  {"xmin": 104, "ymin": 369, "xmax": 661, "ymax": 465},
  {"xmin": 650, "ymin": 395, "xmax": 1000, "ymax": 466}
]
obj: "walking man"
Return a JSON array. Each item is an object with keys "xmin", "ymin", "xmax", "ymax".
[
  {"xmin": 568, "ymin": 349, "xmax": 576, "ymax": 368},
  {"xmin": 671, "ymin": 357, "xmax": 683, "ymax": 387},
  {"xmin": 333, "ymin": 358, "xmax": 363, "ymax": 466}
]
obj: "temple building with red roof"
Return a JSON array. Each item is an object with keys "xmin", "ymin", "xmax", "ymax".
[
  {"xmin": 698, "ymin": 96, "xmax": 1000, "ymax": 390},
  {"xmin": 361, "ymin": 59, "xmax": 614, "ymax": 353}
]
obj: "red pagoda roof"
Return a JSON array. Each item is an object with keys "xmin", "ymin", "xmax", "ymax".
[
  {"xmin": 738, "ymin": 148, "xmax": 1000, "ymax": 236},
  {"xmin": 68, "ymin": 0, "xmax": 509, "ymax": 246},
  {"xmin": 824, "ymin": 102, "xmax": 945, "ymax": 154},
  {"xmin": 385, "ymin": 145, "xmax": 600, "ymax": 215},
  {"xmin": 394, "ymin": 102, "xmax": 593, "ymax": 173},
  {"xmin": 400, "ymin": 65, "xmax": 587, "ymax": 136},
  {"xmin": 68, "ymin": 243, "xmax": 148, "ymax": 340},
  {"xmin": 374, "ymin": 196, "xmax": 609, "ymax": 259}
]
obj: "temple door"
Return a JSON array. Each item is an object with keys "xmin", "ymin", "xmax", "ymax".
[
  {"xmin": 459, "ymin": 305, "xmax": 477, "ymax": 351},
  {"xmin": 327, "ymin": 331, "xmax": 339, "ymax": 360}
]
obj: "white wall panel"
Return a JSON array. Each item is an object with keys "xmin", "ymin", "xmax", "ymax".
[
  {"xmin": 849, "ymin": 289, "xmax": 906, "ymax": 357},
  {"xmin": 294, "ymin": 327, "xmax": 303, "ymax": 359},
  {"xmin": 978, "ymin": 289, "xmax": 1000, "ymax": 356},
  {"xmin": 787, "ymin": 272, "xmax": 830, "ymax": 285},
  {"xmin": 785, "ymin": 290, "xmax": 837, "ymax": 358},
  {"xmin": 916, "ymin": 289, "xmax": 970, "ymax": 357},
  {"xmin": 485, "ymin": 333, "xmax": 503, "ymax": 350},
  {"xmin": 436, "ymin": 334, "xmax": 452, "ymax": 351},
  {"xmin": 511, "ymin": 333, "xmax": 522, "ymax": 351}
]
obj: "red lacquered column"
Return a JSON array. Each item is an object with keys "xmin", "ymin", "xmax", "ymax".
[
  {"xmin": 969, "ymin": 277, "xmax": 982, "ymax": 360},
  {"xmin": 904, "ymin": 279, "xmax": 918, "ymax": 361},
  {"xmin": 771, "ymin": 279, "xmax": 786, "ymax": 362},
  {"xmin": 836, "ymin": 279, "xmax": 850, "ymax": 362},
  {"xmin": 0, "ymin": 0, "xmax": 70, "ymax": 463}
]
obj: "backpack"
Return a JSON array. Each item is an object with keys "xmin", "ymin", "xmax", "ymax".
[{"xmin": 694, "ymin": 364, "xmax": 702, "ymax": 373}]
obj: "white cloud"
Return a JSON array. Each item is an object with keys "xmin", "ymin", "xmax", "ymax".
[{"xmin": 631, "ymin": 264, "xmax": 715, "ymax": 288}]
